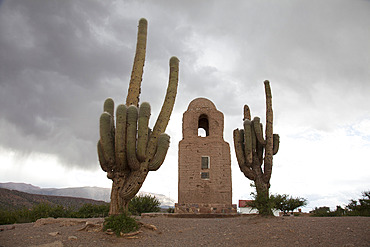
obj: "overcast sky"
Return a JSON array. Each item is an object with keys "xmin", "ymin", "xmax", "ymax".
[{"xmin": 0, "ymin": 0, "xmax": 369, "ymax": 211}]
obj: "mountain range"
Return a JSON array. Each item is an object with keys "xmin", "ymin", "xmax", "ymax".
[
  {"xmin": 0, "ymin": 188, "xmax": 107, "ymax": 210},
  {"xmin": 0, "ymin": 182, "xmax": 175, "ymax": 208}
]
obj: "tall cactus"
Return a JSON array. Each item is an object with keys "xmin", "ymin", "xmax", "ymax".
[
  {"xmin": 233, "ymin": 80, "xmax": 279, "ymax": 215},
  {"xmin": 97, "ymin": 18, "xmax": 179, "ymax": 215}
]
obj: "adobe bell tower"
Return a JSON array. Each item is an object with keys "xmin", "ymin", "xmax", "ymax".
[{"xmin": 175, "ymin": 98, "xmax": 236, "ymax": 214}]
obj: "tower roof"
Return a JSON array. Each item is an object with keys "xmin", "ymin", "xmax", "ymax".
[{"xmin": 187, "ymin": 97, "xmax": 216, "ymax": 110}]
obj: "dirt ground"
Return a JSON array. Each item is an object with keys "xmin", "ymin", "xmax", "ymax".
[{"xmin": 0, "ymin": 215, "xmax": 369, "ymax": 247}]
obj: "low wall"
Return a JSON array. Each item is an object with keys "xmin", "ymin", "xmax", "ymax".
[{"xmin": 175, "ymin": 203, "xmax": 237, "ymax": 214}]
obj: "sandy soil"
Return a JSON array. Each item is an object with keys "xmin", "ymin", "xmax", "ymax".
[{"xmin": 0, "ymin": 215, "xmax": 369, "ymax": 247}]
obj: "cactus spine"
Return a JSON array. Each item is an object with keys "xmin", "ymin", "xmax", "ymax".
[
  {"xmin": 98, "ymin": 18, "xmax": 179, "ymax": 215},
  {"xmin": 233, "ymin": 80, "xmax": 279, "ymax": 215}
]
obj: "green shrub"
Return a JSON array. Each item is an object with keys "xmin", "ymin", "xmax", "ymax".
[
  {"xmin": 247, "ymin": 183, "xmax": 275, "ymax": 216},
  {"xmin": 345, "ymin": 191, "xmax": 370, "ymax": 216},
  {"xmin": 12, "ymin": 208, "xmax": 32, "ymax": 223},
  {"xmin": 0, "ymin": 203, "xmax": 110, "ymax": 225},
  {"xmin": 271, "ymin": 194, "xmax": 307, "ymax": 214},
  {"xmin": 167, "ymin": 207, "xmax": 175, "ymax": 213},
  {"xmin": 247, "ymin": 184, "xmax": 308, "ymax": 216},
  {"xmin": 310, "ymin": 191, "xmax": 370, "ymax": 217},
  {"xmin": 103, "ymin": 212, "xmax": 139, "ymax": 236},
  {"xmin": 74, "ymin": 203, "xmax": 109, "ymax": 218},
  {"xmin": 128, "ymin": 195, "xmax": 161, "ymax": 215},
  {"xmin": 310, "ymin": 206, "xmax": 330, "ymax": 217},
  {"xmin": 310, "ymin": 206, "xmax": 346, "ymax": 217},
  {"xmin": 248, "ymin": 191, "xmax": 275, "ymax": 216},
  {"xmin": 0, "ymin": 210, "xmax": 17, "ymax": 225},
  {"xmin": 30, "ymin": 203, "xmax": 53, "ymax": 221}
]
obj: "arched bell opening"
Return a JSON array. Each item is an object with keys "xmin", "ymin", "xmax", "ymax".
[{"xmin": 198, "ymin": 114, "xmax": 209, "ymax": 137}]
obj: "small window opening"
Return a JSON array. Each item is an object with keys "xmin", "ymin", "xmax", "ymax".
[
  {"xmin": 201, "ymin": 172, "xmax": 209, "ymax": 179},
  {"xmin": 201, "ymin": 156, "xmax": 210, "ymax": 169},
  {"xmin": 198, "ymin": 114, "xmax": 209, "ymax": 137}
]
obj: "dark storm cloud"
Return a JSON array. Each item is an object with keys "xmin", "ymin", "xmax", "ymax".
[{"xmin": 0, "ymin": 1, "xmax": 136, "ymax": 167}]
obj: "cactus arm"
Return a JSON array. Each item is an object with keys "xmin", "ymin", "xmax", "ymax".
[
  {"xmin": 233, "ymin": 129, "xmax": 256, "ymax": 180},
  {"xmin": 126, "ymin": 18, "xmax": 148, "ymax": 107},
  {"xmin": 243, "ymin": 105, "xmax": 251, "ymax": 121},
  {"xmin": 273, "ymin": 134, "xmax": 280, "ymax": 155},
  {"xmin": 97, "ymin": 140, "xmax": 110, "ymax": 172},
  {"xmin": 99, "ymin": 112, "xmax": 115, "ymax": 167},
  {"xmin": 126, "ymin": 105, "xmax": 140, "ymax": 171},
  {"xmin": 233, "ymin": 129, "xmax": 245, "ymax": 167},
  {"xmin": 104, "ymin": 98, "xmax": 115, "ymax": 116},
  {"xmin": 146, "ymin": 56, "xmax": 179, "ymax": 160},
  {"xmin": 263, "ymin": 80, "xmax": 274, "ymax": 183},
  {"xmin": 257, "ymin": 123, "xmax": 265, "ymax": 165},
  {"xmin": 115, "ymin": 104, "xmax": 128, "ymax": 171},
  {"xmin": 104, "ymin": 98, "xmax": 115, "ymax": 135},
  {"xmin": 148, "ymin": 133, "xmax": 170, "ymax": 171},
  {"xmin": 253, "ymin": 117, "xmax": 265, "ymax": 145},
  {"xmin": 251, "ymin": 122, "xmax": 257, "ymax": 152},
  {"xmin": 120, "ymin": 170, "xmax": 147, "ymax": 200},
  {"xmin": 137, "ymin": 102, "xmax": 151, "ymax": 162},
  {"xmin": 256, "ymin": 141, "xmax": 264, "ymax": 166},
  {"xmin": 243, "ymin": 120, "xmax": 253, "ymax": 165},
  {"xmin": 242, "ymin": 166, "xmax": 256, "ymax": 181}
]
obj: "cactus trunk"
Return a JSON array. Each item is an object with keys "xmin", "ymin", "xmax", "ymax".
[{"xmin": 98, "ymin": 18, "xmax": 179, "ymax": 215}]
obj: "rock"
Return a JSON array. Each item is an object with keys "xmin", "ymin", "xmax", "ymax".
[
  {"xmin": 48, "ymin": 232, "xmax": 60, "ymax": 236},
  {"xmin": 34, "ymin": 218, "xmax": 58, "ymax": 227},
  {"xmin": 0, "ymin": 225, "xmax": 15, "ymax": 231},
  {"xmin": 138, "ymin": 222, "xmax": 158, "ymax": 231},
  {"xmin": 105, "ymin": 229, "xmax": 114, "ymax": 235},
  {"xmin": 34, "ymin": 218, "xmax": 90, "ymax": 227},
  {"xmin": 29, "ymin": 240, "xmax": 64, "ymax": 247},
  {"xmin": 68, "ymin": 236, "xmax": 78, "ymax": 241},
  {"xmin": 120, "ymin": 230, "xmax": 142, "ymax": 238},
  {"xmin": 77, "ymin": 221, "xmax": 103, "ymax": 232}
]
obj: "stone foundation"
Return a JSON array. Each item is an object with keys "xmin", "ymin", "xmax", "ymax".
[{"xmin": 175, "ymin": 203, "xmax": 237, "ymax": 214}]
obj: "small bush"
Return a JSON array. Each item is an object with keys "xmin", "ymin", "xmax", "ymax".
[
  {"xmin": 0, "ymin": 203, "xmax": 110, "ymax": 225},
  {"xmin": 167, "ymin": 207, "xmax": 175, "ymax": 213},
  {"xmin": 49, "ymin": 205, "xmax": 69, "ymax": 218},
  {"xmin": 271, "ymin": 194, "xmax": 307, "ymax": 214},
  {"xmin": 74, "ymin": 203, "xmax": 109, "ymax": 218},
  {"xmin": 247, "ymin": 188, "xmax": 275, "ymax": 216},
  {"xmin": 310, "ymin": 191, "xmax": 370, "ymax": 217},
  {"xmin": 103, "ymin": 212, "xmax": 139, "ymax": 236},
  {"xmin": 128, "ymin": 195, "xmax": 161, "ymax": 215},
  {"xmin": 345, "ymin": 191, "xmax": 370, "ymax": 216},
  {"xmin": 0, "ymin": 210, "xmax": 17, "ymax": 225},
  {"xmin": 30, "ymin": 203, "xmax": 53, "ymax": 221}
]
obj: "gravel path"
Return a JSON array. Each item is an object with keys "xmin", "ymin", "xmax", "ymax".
[{"xmin": 0, "ymin": 216, "xmax": 369, "ymax": 246}]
